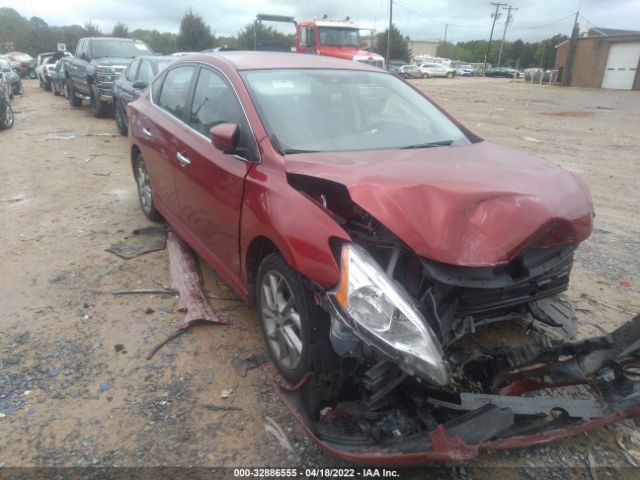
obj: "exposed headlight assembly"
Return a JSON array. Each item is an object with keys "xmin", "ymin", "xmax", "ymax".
[{"xmin": 330, "ymin": 243, "xmax": 450, "ymax": 386}]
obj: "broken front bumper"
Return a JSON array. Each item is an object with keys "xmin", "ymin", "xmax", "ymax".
[{"xmin": 267, "ymin": 315, "xmax": 640, "ymax": 464}]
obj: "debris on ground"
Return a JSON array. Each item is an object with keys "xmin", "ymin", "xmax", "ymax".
[
  {"xmin": 264, "ymin": 416, "xmax": 295, "ymax": 454},
  {"xmin": 106, "ymin": 226, "xmax": 167, "ymax": 259}
]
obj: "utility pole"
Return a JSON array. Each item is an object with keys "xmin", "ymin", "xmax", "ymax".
[
  {"xmin": 483, "ymin": 2, "xmax": 506, "ymax": 75},
  {"xmin": 497, "ymin": 5, "xmax": 517, "ymax": 67},
  {"xmin": 442, "ymin": 23, "xmax": 449, "ymax": 57},
  {"xmin": 561, "ymin": 10, "xmax": 580, "ymax": 86},
  {"xmin": 386, "ymin": 0, "xmax": 393, "ymax": 68}
]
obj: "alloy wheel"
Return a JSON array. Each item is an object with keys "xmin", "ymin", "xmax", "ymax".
[
  {"xmin": 260, "ymin": 270, "xmax": 303, "ymax": 370},
  {"xmin": 136, "ymin": 161, "xmax": 153, "ymax": 215}
]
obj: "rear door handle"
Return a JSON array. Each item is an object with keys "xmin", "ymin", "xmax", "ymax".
[
  {"xmin": 142, "ymin": 127, "xmax": 152, "ymax": 138},
  {"xmin": 176, "ymin": 151, "xmax": 191, "ymax": 167}
]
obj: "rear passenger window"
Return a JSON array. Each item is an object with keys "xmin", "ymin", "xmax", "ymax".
[{"xmin": 157, "ymin": 66, "xmax": 195, "ymax": 120}]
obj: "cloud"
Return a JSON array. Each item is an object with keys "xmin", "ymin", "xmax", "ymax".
[{"xmin": 3, "ymin": 0, "xmax": 639, "ymax": 42}]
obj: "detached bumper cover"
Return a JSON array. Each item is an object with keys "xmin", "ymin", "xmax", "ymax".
[{"xmin": 266, "ymin": 315, "xmax": 640, "ymax": 464}]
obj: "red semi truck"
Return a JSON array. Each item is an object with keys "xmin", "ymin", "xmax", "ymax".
[{"xmin": 255, "ymin": 14, "xmax": 385, "ymax": 69}]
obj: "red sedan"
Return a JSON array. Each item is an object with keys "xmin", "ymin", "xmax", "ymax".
[{"xmin": 128, "ymin": 52, "xmax": 640, "ymax": 463}]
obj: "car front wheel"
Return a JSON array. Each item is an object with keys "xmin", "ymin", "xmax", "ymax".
[
  {"xmin": 1, "ymin": 103, "xmax": 14, "ymax": 129},
  {"xmin": 90, "ymin": 84, "xmax": 110, "ymax": 118},
  {"xmin": 257, "ymin": 253, "xmax": 313, "ymax": 383},
  {"xmin": 134, "ymin": 154, "xmax": 162, "ymax": 221}
]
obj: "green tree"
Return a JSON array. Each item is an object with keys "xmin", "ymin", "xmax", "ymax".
[
  {"xmin": 112, "ymin": 22, "xmax": 129, "ymax": 38},
  {"xmin": 236, "ymin": 22, "xmax": 294, "ymax": 51},
  {"xmin": 374, "ymin": 24, "xmax": 412, "ymax": 63},
  {"xmin": 437, "ymin": 41, "xmax": 455, "ymax": 59},
  {"xmin": 176, "ymin": 8, "xmax": 214, "ymax": 51},
  {"xmin": 131, "ymin": 29, "xmax": 177, "ymax": 54},
  {"xmin": 83, "ymin": 20, "xmax": 103, "ymax": 37}
]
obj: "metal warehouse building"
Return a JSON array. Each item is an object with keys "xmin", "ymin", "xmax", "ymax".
[{"xmin": 555, "ymin": 28, "xmax": 640, "ymax": 90}]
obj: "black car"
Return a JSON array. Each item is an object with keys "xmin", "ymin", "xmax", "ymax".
[
  {"xmin": 0, "ymin": 72, "xmax": 13, "ymax": 129},
  {"xmin": 0, "ymin": 59, "xmax": 23, "ymax": 97},
  {"xmin": 112, "ymin": 55, "xmax": 173, "ymax": 135},
  {"xmin": 486, "ymin": 67, "xmax": 517, "ymax": 78}
]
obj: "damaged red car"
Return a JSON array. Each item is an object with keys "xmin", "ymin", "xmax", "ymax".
[{"xmin": 128, "ymin": 52, "xmax": 640, "ymax": 463}]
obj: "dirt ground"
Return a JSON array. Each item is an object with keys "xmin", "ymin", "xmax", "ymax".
[{"xmin": 0, "ymin": 77, "xmax": 638, "ymax": 479}]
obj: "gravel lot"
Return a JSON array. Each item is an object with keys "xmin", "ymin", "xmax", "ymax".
[{"xmin": 0, "ymin": 77, "xmax": 638, "ymax": 479}]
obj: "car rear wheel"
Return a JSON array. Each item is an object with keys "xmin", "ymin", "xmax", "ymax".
[
  {"xmin": 114, "ymin": 99, "xmax": 128, "ymax": 136},
  {"xmin": 446, "ymin": 72, "xmax": 453, "ymax": 78},
  {"xmin": 257, "ymin": 253, "xmax": 313, "ymax": 383},
  {"xmin": 134, "ymin": 154, "xmax": 162, "ymax": 221}
]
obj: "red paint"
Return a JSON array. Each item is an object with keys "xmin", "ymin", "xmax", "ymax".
[
  {"xmin": 286, "ymin": 142, "xmax": 593, "ymax": 266},
  {"xmin": 129, "ymin": 51, "xmax": 593, "ymax": 300},
  {"xmin": 210, "ymin": 123, "xmax": 239, "ymax": 152},
  {"xmin": 295, "ymin": 19, "xmax": 385, "ymax": 66}
]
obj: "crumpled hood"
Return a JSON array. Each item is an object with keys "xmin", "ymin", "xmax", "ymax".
[{"xmin": 285, "ymin": 141, "xmax": 593, "ymax": 266}]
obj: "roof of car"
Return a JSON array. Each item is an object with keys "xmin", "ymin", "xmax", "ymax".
[{"xmin": 177, "ymin": 51, "xmax": 384, "ymax": 72}]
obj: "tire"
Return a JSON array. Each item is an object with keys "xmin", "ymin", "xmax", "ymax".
[
  {"xmin": 66, "ymin": 82, "xmax": 82, "ymax": 107},
  {"xmin": 114, "ymin": 98, "xmax": 128, "ymax": 136},
  {"xmin": 446, "ymin": 72, "xmax": 453, "ymax": 78},
  {"xmin": 44, "ymin": 81, "xmax": 51, "ymax": 91},
  {"xmin": 1, "ymin": 103, "xmax": 14, "ymax": 129},
  {"xmin": 39, "ymin": 77, "xmax": 44, "ymax": 89},
  {"xmin": 15, "ymin": 83, "xmax": 23, "ymax": 96},
  {"xmin": 90, "ymin": 84, "xmax": 109, "ymax": 118},
  {"xmin": 133, "ymin": 154, "xmax": 162, "ymax": 221},
  {"xmin": 257, "ymin": 253, "xmax": 317, "ymax": 383},
  {"xmin": 422, "ymin": 73, "xmax": 427, "ymax": 79}
]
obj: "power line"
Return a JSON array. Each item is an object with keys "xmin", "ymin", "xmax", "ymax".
[
  {"xmin": 394, "ymin": 1, "xmax": 486, "ymax": 28},
  {"xmin": 508, "ymin": 12, "xmax": 576, "ymax": 31}
]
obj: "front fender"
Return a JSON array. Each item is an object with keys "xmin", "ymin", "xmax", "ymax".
[{"xmin": 241, "ymin": 165, "xmax": 350, "ymax": 289}]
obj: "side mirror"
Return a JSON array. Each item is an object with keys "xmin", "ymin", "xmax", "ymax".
[
  {"xmin": 132, "ymin": 80, "xmax": 148, "ymax": 90},
  {"xmin": 210, "ymin": 123, "xmax": 239, "ymax": 153}
]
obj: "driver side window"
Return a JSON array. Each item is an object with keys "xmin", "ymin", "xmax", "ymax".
[{"xmin": 188, "ymin": 67, "xmax": 257, "ymax": 161}]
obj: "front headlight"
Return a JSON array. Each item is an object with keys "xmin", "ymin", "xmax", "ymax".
[{"xmin": 330, "ymin": 243, "xmax": 449, "ymax": 386}]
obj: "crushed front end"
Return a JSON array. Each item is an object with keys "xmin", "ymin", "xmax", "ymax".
[{"xmin": 277, "ymin": 174, "xmax": 639, "ymax": 463}]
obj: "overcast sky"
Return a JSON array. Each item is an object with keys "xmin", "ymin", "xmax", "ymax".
[{"xmin": 3, "ymin": 0, "xmax": 639, "ymax": 42}]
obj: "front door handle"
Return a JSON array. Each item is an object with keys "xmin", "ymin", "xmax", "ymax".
[
  {"xmin": 142, "ymin": 127, "xmax": 152, "ymax": 138},
  {"xmin": 176, "ymin": 151, "xmax": 191, "ymax": 167}
]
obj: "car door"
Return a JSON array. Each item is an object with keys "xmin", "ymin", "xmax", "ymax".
[
  {"xmin": 173, "ymin": 66, "xmax": 257, "ymax": 282},
  {"xmin": 137, "ymin": 64, "xmax": 196, "ymax": 216}
]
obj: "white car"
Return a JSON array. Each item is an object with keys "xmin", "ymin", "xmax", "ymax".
[
  {"xmin": 455, "ymin": 64, "xmax": 474, "ymax": 76},
  {"xmin": 419, "ymin": 62, "xmax": 455, "ymax": 79},
  {"xmin": 36, "ymin": 52, "xmax": 71, "ymax": 91}
]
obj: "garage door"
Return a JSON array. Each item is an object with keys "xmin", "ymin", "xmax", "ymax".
[{"xmin": 601, "ymin": 42, "xmax": 640, "ymax": 90}]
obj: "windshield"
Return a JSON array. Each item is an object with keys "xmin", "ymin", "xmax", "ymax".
[
  {"xmin": 241, "ymin": 69, "xmax": 470, "ymax": 153},
  {"xmin": 91, "ymin": 40, "xmax": 152, "ymax": 58},
  {"xmin": 318, "ymin": 27, "xmax": 359, "ymax": 47}
]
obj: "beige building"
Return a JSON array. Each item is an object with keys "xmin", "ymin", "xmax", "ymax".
[
  {"xmin": 556, "ymin": 28, "xmax": 640, "ymax": 90},
  {"xmin": 409, "ymin": 40, "xmax": 439, "ymax": 58}
]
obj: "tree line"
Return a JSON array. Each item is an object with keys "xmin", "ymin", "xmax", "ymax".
[{"xmin": 1, "ymin": 6, "xmax": 566, "ymax": 69}]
